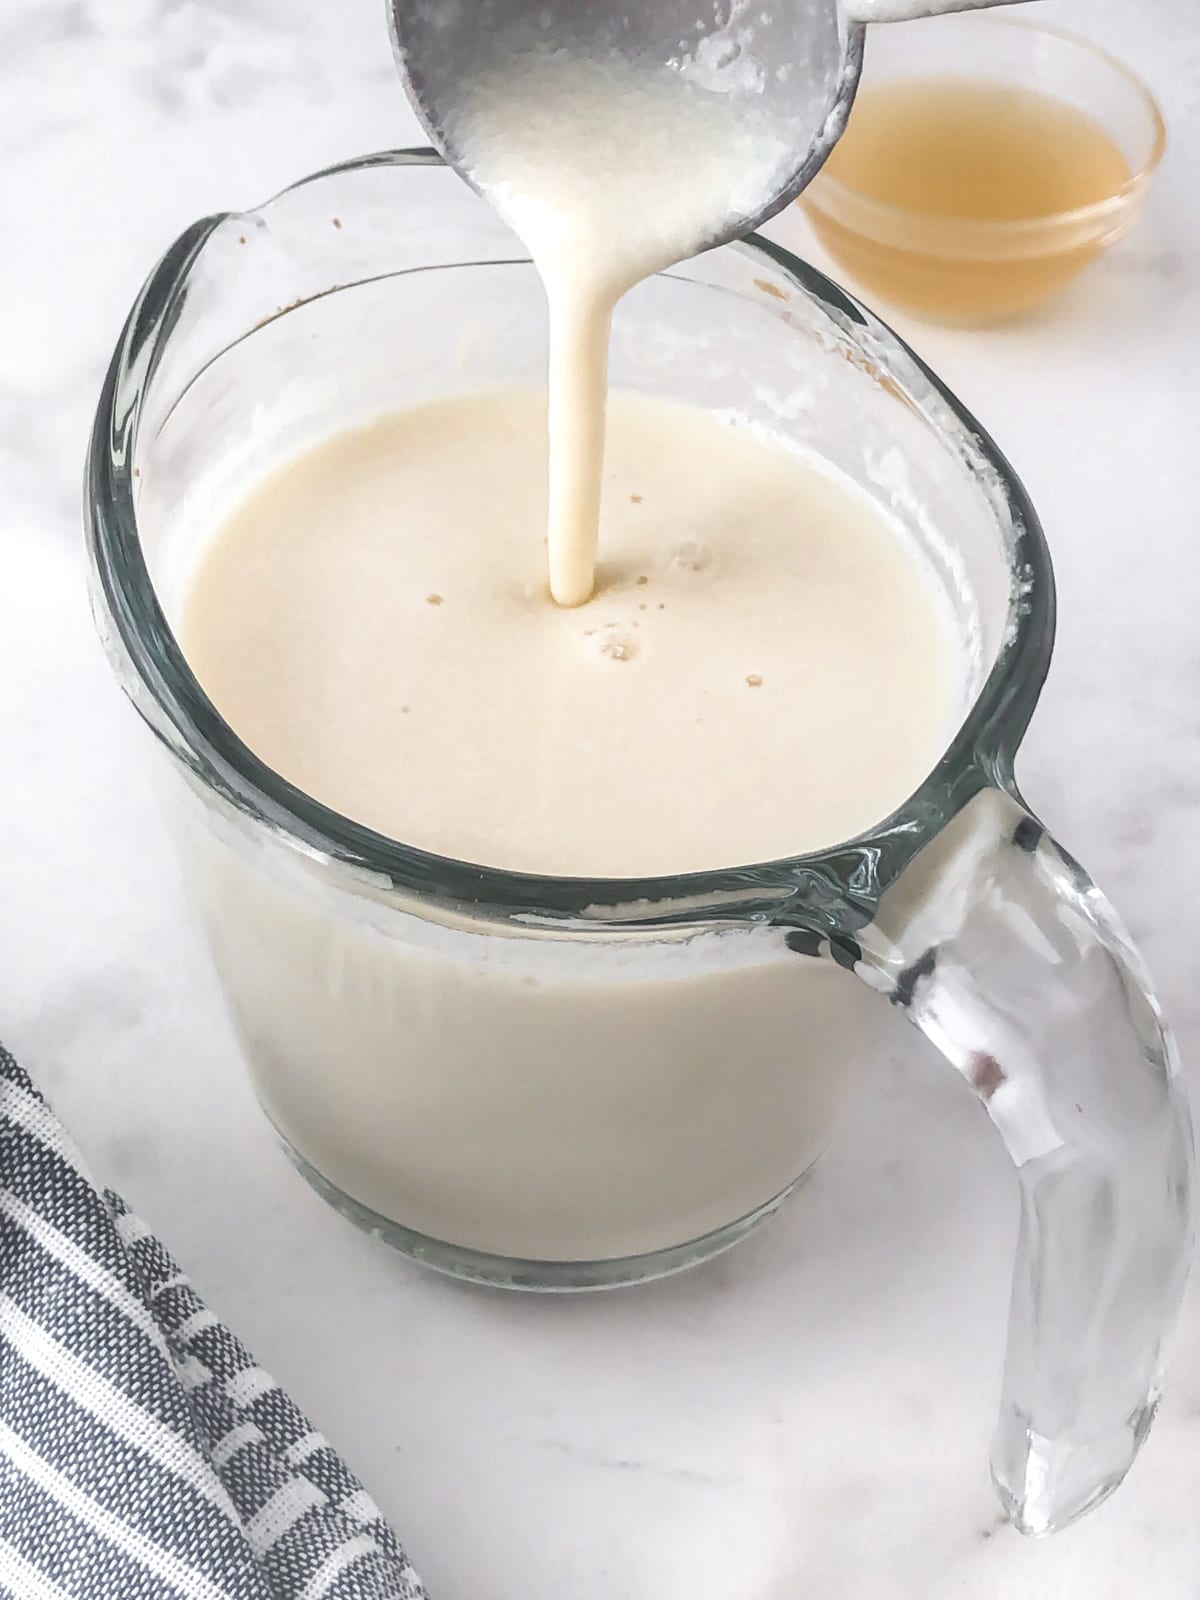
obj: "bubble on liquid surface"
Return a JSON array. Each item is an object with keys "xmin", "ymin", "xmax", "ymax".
[
  {"xmin": 668, "ymin": 540, "xmax": 712, "ymax": 573},
  {"xmin": 600, "ymin": 631, "xmax": 640, "ymax": 662}
]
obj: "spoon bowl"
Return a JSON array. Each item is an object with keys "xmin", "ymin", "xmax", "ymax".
[
  {"xmin": 387, "ymin": 0, "xmax": 1040, "ymax": 251},
  {"xmin": 388, "ymin": 0, "xmax": 863, "ymax": 250}
]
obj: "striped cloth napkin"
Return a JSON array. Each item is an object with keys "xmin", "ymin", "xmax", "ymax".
[{"xmin": 0, "ymin": 1045, "xmax": 428, "ymax": 1600}]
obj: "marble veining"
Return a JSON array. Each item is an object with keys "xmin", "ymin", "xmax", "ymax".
[{"xmin": 2, "ymin": 1, "xmax": 1199, "ymax": 1595}]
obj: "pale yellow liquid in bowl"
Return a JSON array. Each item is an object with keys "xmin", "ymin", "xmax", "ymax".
[{"xmin": 805, "ymin": 79, "xmax": 1133, "ymax": 321}]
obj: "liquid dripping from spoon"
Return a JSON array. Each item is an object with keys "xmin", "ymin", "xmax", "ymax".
[{"xmin": 447, "ymin": 52, "xmax": 796, "ymax": 606}]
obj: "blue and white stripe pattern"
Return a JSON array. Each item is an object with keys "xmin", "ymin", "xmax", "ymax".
[{"xmin": 0, "ymin": 1046, "xmax": 427, "ymax": 1600}]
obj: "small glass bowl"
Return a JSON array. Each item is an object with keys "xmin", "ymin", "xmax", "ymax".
[{"xmin": 799, "ymin": 16, "xmax": 1166, "ymax": 324}]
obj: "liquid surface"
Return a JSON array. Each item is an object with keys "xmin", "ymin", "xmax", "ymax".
[
  {"xmin": 450, "ymin": 54, "xmax": 796, "ymax": 606},
  {"xmin": 182, "ymin": 390, "xmax": 962, "ymax": 878},
  {"xmin": 823, "ymin": 78, "xmax": 1131, "ymax": 221}
]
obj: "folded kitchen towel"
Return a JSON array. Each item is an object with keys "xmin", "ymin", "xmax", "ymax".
[{"xmin": 0, "ymin": 1044, "xmax": 427, "ymax": 1600}]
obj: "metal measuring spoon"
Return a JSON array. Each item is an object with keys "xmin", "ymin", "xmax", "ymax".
[{"xmin": 388, "ymin": 0, "xmax": 1039, "ymax": 249}]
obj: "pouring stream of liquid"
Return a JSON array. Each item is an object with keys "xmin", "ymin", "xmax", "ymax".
[{"xmin": 448, "ymin": 55, "xmax": 798, "ymax": 605}]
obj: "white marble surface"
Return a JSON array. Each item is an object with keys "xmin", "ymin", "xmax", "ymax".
[{"xmin": 2, "ymin": 1, "xmax": 1199, "ymax": 1594}]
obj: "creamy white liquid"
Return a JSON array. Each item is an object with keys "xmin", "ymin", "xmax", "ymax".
[
  {"xmin": 173, "ymin": 390, "xmax": 963, "ymax": 1261},
  {"xmin": 183, "ymin": 390, "xmax": 961, "ymax": 877},
  {"xmin": 450, "ymin": 55, "xmax": 796, "ymax": 605}
]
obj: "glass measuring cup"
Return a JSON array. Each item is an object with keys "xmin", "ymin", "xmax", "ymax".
[{"xmin": 84, "ymin": 152, "xmax": 1193, "ymax": 1539}]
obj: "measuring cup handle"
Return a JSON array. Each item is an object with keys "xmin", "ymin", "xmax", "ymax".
[
  {"xmin": 858, "ymin": 785, "xmax": 1194, "ymax": 1535},
  {"xmin": 842, "ymin": 0, "xmax": 1037, "ymax": 22}
]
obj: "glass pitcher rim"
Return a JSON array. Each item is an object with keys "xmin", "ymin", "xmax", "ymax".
[{"xmin": 86, "ymin": 147, "xmax": 1055, "ymax": 926}]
